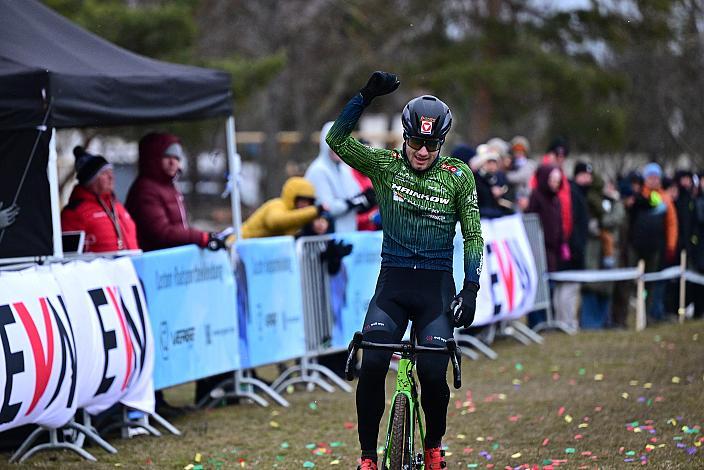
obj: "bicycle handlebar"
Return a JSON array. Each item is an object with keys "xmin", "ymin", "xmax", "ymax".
[{"xmin": 344, "ymin": 331, "xmax": 462, "ymax": 389}]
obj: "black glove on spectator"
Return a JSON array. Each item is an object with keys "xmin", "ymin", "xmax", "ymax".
[
  {"xmin": 347, "ymin": 187, "xmax": 377, "ymax": 213},
  {"xmin": 361, "ymin": 187, "xmax": 377, "ymax": 209},
  {"xmin": 206, "ymin": 232, "xmax": 227, "ymax": 251},
  {"xmin": 321, "ymin": 239, "xmax": 353, "ymax": 275},
  {"xmin": 450, "ymin": 282, "xmax": 479, "ymax": 328},
  {"xmin": 359, "ymin": 71, "xmax": 400, "ymax": 106}
]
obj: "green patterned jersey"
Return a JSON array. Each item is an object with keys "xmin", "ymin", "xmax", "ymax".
[{"xmin": 326, "ymin": 94, "xmax": 483, "ymax": 286}]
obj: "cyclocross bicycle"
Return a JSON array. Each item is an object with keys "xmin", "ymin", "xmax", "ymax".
[{"xmin": 345, "ymin": 326, "xmax": 462, "ymax": 469}]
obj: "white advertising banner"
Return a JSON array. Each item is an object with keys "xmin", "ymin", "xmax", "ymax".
[
  {"xmin": 100, "ymin": 257, "xmax": 154, "ymax": 413},
  {"xmin": 51, "ymin": 259, "xmax": 154, "ymax": 415},
  {"xmin": 0, "ymin": 267, "xmax": 79, "ymax": 432},
  {"xmin": 454, "ymin": 214, "xmax": 538, "ymax": 326}
]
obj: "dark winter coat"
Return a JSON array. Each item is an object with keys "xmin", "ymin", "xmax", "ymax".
[
  {"xmin": 125, "ymin": 133, "xmax": 208, "ymax": 251},
  {"xmin": 675, "ymin": 187, "xmax": 696, "ymax": 257},
  {"xmin": 474, "ymin": 170, "xmax": 513, "ymax": 219},
  {"xmin": 563, "ymin": 181, "xmax": 589, "ymax": 270},
  {"xmin": 527, "ymin": 165, "xmax": 563, "ymax": 272}
]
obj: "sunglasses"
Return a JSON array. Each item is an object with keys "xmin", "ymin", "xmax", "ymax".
[{"xmin": 407, "ymin": 137, "xmax": 441, "ymax": 152}]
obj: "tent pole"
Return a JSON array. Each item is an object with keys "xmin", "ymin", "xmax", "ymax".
[
  {"xmin": 225, "ymin": 116, "xmax": 242, "ymax": 240},
  {"xmin": 48, "ymin": 129, "xmax": 63, "ymax": 259}
]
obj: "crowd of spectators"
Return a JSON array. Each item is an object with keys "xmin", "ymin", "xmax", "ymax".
[{"xmin": 450, "ymin": 136, "xmax": 704, "ymax": 330}]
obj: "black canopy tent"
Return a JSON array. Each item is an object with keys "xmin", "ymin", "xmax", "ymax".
[{"xmin": 0, "ymin": 0, "xmax": 242, "ymax": 261}]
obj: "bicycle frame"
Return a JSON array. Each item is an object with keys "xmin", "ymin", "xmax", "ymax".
[
  {"xmin": 382, "ymin": 355, "xmax": 425, "ymax": 468},
  {"xmin": 345, "ymin": 330, "xmax": 461, "ymax": 470}
]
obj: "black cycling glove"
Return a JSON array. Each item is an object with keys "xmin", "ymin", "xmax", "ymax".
[
  {"xmin": 450, "ymin": 282, "xmax": 479, "ymax": 328},
  {"xmin": 359, "ymin": 71, "xmax": 400, "ymax": 106}
]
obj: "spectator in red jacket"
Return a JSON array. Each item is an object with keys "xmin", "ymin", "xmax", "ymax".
[
  {"xmin": 125, "ymin": 132, "xmax": 220, "ymax": 251},
  {"xmin": 61, "ymin": 147, "xmax": 138, "ymax": 253}
]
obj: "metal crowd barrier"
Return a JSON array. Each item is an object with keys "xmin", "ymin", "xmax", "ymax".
[
  {"xmin": 520, "ymin": 213, "xmax": 575, "ymax": 335},
  {"xmin": 270, "ymin": 235, "xmax": 352, "ymax": 394}
]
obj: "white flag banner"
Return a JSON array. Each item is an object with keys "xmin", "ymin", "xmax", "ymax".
[
  {"xmin": 0, "ymin": 267, "xmax": 79, "ymax": 432},
  {"xmin": 455, "ymin": 214, "xmax": 538, "ymax": 326},
  {"xmin": 101, "ymin": 257, "xmax": 154, "ymax": 413},
  {"xmin": 52, "ymin": 258, "xmax": 154, "ymax": 415}
]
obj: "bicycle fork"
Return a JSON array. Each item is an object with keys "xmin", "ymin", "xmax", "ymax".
[{"xmin": 383, "ymin": 356, "xmax": 426, "ymax": 469}]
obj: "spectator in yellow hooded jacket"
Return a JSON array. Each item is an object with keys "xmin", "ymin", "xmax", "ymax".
[{"xmin": 242, "ymin": 176, "xmax": 329, "ymax": 238}]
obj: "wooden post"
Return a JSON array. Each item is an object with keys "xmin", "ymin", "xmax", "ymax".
[
  {"xmin": 678, "ymin": 249, "xmax": 687, "ymax": 324},
  {"xmin": 636, "ymin": 259, "xmax": 646, "ymax": 331}
]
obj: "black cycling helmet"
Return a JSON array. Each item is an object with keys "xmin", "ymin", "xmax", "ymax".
[{"xmin": 401, "ymin": 95, "xmax": 452, "ymax": 143}]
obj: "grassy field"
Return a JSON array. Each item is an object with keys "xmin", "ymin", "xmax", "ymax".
[{"xmin": 4, "ymin": 320, "xmax": 703, "ymax": 469}]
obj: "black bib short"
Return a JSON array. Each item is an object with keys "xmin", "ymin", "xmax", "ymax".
[{"xmin": 356, "ymin": 266, "xmax": 455, "ymax": 456}]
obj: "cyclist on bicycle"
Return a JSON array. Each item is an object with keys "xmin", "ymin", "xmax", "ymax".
[{"xmin": 326, "ymin": 71, "xmax": 483, "ymax": 470}]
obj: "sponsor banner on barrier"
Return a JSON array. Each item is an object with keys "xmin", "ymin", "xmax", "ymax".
[
  {"xmin": 453, "ymin": 214, "xmax": 538, "ymax": 325},
  {"xmin": 236, "ymin": 236, "xmax": 306, "ymax": 368},
  {"xmin": 0, "ymin": 267, "xmax": 78, "ymax": 432},
  {"xmin": 332, "ymin": 231, "xmax": 383, "ymax": 348},
  {"xmin": 52, "ymin": 259, "xmax": 155, "ymax": 414},
  {"xmin": 131, "ymin": 246, "xmax": 239, "ymax": 390}
]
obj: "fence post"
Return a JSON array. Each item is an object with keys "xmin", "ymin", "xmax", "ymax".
[
  {"xmin": 678, "ymin": 249, "xmax": 687, "ymax": 324},
  {"xmin": 636, "ymin": 259, "xmax": 646, "ymax": 331}
]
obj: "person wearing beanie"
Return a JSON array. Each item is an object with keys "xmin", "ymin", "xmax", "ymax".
[
  {"xmin": 125, "ymin": 132, "xmax": 224, "ymax": 252},
  {"xmin": 470, "ymin": 145, "xmax": 513, "ymax": 218},
  {"xmin": 626, "ymin": 162, "xmax": 678, "ymax": 323},
  {"xmin": 506, "ymin": 135, "xmax": 537, "ymax": 210},
  {"xmin": 61, "ymin": 146, "xmax": 138, "ymax": 253}
]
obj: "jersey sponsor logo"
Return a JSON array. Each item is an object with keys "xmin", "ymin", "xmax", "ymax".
[
  {"xmin": 424, "ymin": 213, "xmax": 446, "ymax": 221},
  {"xmin": 440, "ymin": 162, "xmax": 463, "ymax": 176},
  {"xmin": 420, "ymin": 116, "xmax": 435, "ymax": 135},
  {"xmin": 391, "ymin": 183, "xmax": 450, "ymax": 205}
]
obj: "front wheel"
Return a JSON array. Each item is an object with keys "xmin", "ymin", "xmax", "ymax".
[{"xmin": 388, "ymin": 393, "xmax": 411, "ymax": 469}]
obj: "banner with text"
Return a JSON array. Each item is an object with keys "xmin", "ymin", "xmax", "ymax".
[
  {"xmin": 131, "ymin": 246, "xmax": 240, "ymax": 390},
  {"xmin": 235, "ymin": 237, "xmax": 306, "ymax": 368},
  {"xmin": 331, "ymin": 231, "xmax": 383, "ymax": 348}
]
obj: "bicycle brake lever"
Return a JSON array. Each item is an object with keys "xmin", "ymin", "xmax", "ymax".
[
  {"xmin": 446, "ymin": 339, "xmax": 462, "ymax": 389},
  {"xmin": 345, "ymin": 332, "xmax": 364, "ymax": 381}
]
